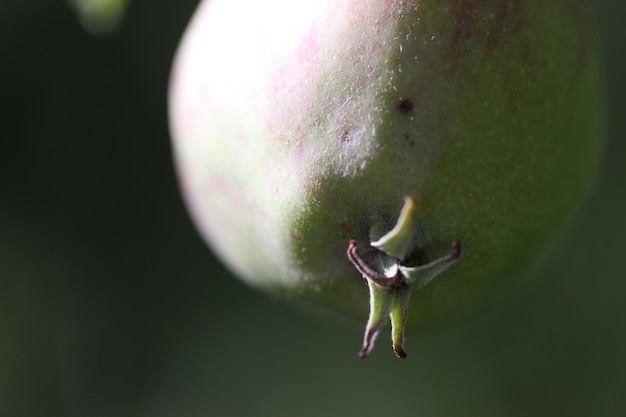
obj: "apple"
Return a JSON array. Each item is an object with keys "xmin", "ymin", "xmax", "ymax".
[{"xmin": 168, "ymin": 0, "xmax": 606, "ymax": 358}]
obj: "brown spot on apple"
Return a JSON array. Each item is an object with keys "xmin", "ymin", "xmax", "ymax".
[{"xmin": 397, "ymin": 98, "xmax": 414, "ymax": 114}]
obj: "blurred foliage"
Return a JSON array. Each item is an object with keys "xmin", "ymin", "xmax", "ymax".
[{"xmin": 0, "ymin": 1, "xmax": 625, "ymax": 416}]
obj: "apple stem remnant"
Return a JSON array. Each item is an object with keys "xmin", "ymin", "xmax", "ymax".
[{"xmin": 347, "ymin": 197, "xmax": 461, "ymax": 359}]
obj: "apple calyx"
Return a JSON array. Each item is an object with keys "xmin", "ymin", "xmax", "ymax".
[{"xmin": 347, "ymin": 197, "xmax": 461, "ymax": 359}]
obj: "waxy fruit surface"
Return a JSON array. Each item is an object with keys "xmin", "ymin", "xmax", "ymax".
[{"xmin": 169, "ymin": 0, "xmax": 606, "ymax": 355}]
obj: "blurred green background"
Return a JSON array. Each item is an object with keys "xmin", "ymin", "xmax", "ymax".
[{"xmin": 1, "ymin": 1, "xmax": 625, "ymax": 416}]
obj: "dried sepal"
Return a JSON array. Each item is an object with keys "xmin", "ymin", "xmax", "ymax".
[{"xmin": 347, "ymin": 197, "xmax": 461, "ymax": 359}]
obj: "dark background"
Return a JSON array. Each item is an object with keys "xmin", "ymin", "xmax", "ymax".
[{"xmin": 1, "ymin": 1, "xmax": 625, "ymax": 416}]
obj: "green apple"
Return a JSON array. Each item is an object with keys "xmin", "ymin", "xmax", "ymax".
[
  {"xmin": 169, "ymin": 0, "xmax": 606, "ymax": 358},
  {"xmin": 68, "ymin": 0, "xmax": 129, "ymax": 35}
]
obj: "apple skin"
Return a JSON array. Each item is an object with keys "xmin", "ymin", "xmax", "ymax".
[{"xmin": 169, "ymin": 0, "xmax": 606, "ymax": 332}]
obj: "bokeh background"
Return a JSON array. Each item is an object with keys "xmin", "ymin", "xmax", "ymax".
[{"xmin": 1, "ymin": 1, "xmax": 625, "ymax": 416}]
